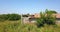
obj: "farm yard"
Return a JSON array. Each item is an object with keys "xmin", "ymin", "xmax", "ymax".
[
  {"xmin": 0, "ymin": 0, "xmax": 60, "ymax": 32},
  {"xmin": 0, "ymin": 10, "xmax": 60, "ymax": 32}
]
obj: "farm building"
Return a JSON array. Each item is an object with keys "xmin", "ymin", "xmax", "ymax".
[{"xmin": 22, "ymin": 13, "xmax": 60, "ymax": 23}]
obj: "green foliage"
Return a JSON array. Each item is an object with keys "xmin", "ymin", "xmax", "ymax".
[
  {"xmin": 45, "ymin": 9, "xmax": 57, "ymax": 14},
  {"xmin": 0, "ymin": 14, "xmax": 21, "ymax": 21},
  {"xmin": 0, "ymin": 14, "xmax": 8, "ymax": 21},
  {"xmin": 37, "ymin": 9, "xmax": 56, "ymax": 27},
  {"xmin": 8, "ymin": 14, "xmax": 21, "ymax": 21}
]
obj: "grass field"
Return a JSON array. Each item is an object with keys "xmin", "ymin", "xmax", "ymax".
[{"xmin": 0, "ymin": 20, "xmax": 60, "ymax": 32}]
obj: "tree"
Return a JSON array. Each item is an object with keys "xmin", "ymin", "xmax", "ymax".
[
  {"xmin": 37, "ymin": 12, "xmax": 45, "ymax": 27},
  {"xmin": 45, "ymin": 9, "xmax": 57, "ymax": 14},
  {"xmin": 37, "ymin": 9, "xmax": 56, "ymax": 27}
]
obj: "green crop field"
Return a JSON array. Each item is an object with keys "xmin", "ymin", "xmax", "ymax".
[{"xmin": 0, "ymin": 20, "xmax": 60, "ymax": 32}]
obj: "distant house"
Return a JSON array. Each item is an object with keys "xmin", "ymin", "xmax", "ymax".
[
  {"xmin": 22, "ymin": 14, "xmax": 37, "ymax": 23},
  {"xmin": 56, "ymin": 14, "xmax": 60, "ymax": 20},
  {"xmin": 22, "ymin": 13, "xmax": 60, "ymax": 23},
  {"xmin": 22, "ymin": 15, "xmax": 29, "ymax": 23}
]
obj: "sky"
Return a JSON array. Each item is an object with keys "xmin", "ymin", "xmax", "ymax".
[{"xmin": 0, "ymin": 0, "xmax": 60, "ymax": 14}]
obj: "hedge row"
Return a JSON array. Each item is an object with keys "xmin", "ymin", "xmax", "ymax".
[{"xmin": 0, "ymin": 14, "xmax": 21, "ymax": 21}]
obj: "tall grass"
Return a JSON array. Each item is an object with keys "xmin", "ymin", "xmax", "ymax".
[{"xmin": 0, "ymin": 20, "xmax": 60, "ymax": 32}]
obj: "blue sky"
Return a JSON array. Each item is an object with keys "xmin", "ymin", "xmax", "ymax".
[{"xmin": 0, "ymin": 0, "xmax": 60, "ymax": 14}]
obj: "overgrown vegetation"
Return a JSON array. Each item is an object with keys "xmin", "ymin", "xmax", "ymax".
[{"xmin": 0, "ymin": 20, "xmax": 60, "ymax": 32}]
